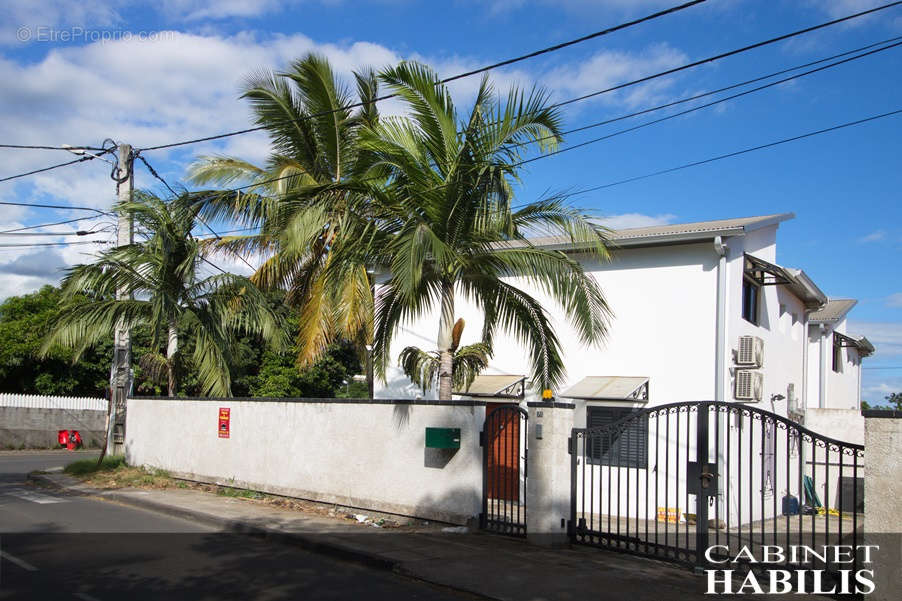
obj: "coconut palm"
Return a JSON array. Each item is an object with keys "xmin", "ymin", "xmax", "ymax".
[
  {"xmin": 398, "ymin": 318, "xmax": 491, "ymax": 394},
  {"xmin": 41, "ymin": 191, "xmax": 285, "ymax": 397},
  {"xmin": 188, "ymin": 54, "xmax": 381, "ymax": 387},
  {"xmin": 326, "ymin": 62, "xmax": 614, "ymax": 399}
]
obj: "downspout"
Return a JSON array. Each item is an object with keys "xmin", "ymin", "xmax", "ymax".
[
  {"xmin": 714, "ymin": 236, "xmax": 728, "ymax": 402},
  {"xmin": 713, "ymin": 236, "xmax": 728, "ymax": 519},
  {"xmin": 818, "ymin": 324, "xmax": 827, "ymax": 409},
  {"xmin": 800, "ymin": 313, "xmax": 809, "ymax": 421}
]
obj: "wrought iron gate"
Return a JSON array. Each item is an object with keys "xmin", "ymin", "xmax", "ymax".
[
  {"xmin": 480, "ymin": 405, "xmax": 528, "ymax": 536},
  {"xmin": 570, "ymin": 401, "xmax": 864, "ymax": 574}
]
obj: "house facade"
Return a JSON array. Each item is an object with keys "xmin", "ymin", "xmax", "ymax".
[{"xmin": 376, "ymin": 213, "xmax": 871, "ymax": 436}]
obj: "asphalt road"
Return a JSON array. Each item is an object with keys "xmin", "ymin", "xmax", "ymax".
[{"xmin": 0, "ymin": 452, "xmax": 475, "ymax": 601}]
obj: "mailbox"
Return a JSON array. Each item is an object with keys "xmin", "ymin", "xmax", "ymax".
[{"xmin": 425, "ymin": 427, "xmax": 460, "ymax": 449}]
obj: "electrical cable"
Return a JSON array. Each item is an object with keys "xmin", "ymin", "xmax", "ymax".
[
  {"xmin": 513, "ymin": 34, "xmax": 902, "ymax": 148},
  {"xmin": 567, "ymin": 107, "xmax": 902, "ymax": 197},
  {"xmin": 0, "ymin": 240, "xmax": 107, "ymax": 248},
  {"xmin": 0, "ymin": 201, "xmax": 112, "ymax": 215},
  {"xmin": 135, "ymin": 1, "xmax": 902, "ymax": 153},
  {"xmin": 136, "ymin": 153, "xmax": 256, "ymax": 271},
  {"xmin": 0, "ymin": 215, "xmax": 110, "ymax": 233},
  {"xmin": 0, "ymin": 156, "xmax": 91, "ymax": 183},
  {"xmin": 0, "ymin": 144, "xmax": 105, "ymax": 151},
  {"xmin": 516, "ymin": 38, "xmax": 902, "ymax": 165}
]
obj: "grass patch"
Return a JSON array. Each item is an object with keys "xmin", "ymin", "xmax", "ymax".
[
  {"xmin": 64, "ymin": 455, "xmax": 126, "ymax": 475},
  {"xmin": 217, "ymin": 486, "xmax": 264, "ymax": 500}
]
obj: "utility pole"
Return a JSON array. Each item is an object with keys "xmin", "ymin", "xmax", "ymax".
[{"xmin": 108, "ymin": 143, "xmax": 134, "ymax": 456}]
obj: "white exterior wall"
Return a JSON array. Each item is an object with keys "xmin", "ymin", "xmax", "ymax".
[
  {"xmin": 378, "ymin": 242, "xmax": 720, "ymax": 406},
  {"xmin": 724, "ymin": 227, "xmax": 807, "ymax": 419},
  {"xmin": 125, "ymin": 398, "xmax": 485, "ymax": 524},
  {"xmin": 806, "ymin": 316, "xmax": 864, "ymax": 411}
]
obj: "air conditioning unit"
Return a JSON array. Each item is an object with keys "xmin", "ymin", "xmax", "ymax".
[
  {"xmin": 736, "ymin": 335, "xmax": 764, "ymax": 368},
  {"xmin": 734, "ymin": 370, "xmax": 764, "ymax": 402}
]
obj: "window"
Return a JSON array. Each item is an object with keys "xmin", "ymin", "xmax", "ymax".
[
  {"xmin": 832, "ymin": 334, "xmax": 843, "ymax": 373},
  {"xmin": 586, "ymin": 406, "xmax": 648, "ymax": 469},
  {"xmin": 741, "ymin": 277, "xmax": 760, "ymax": 325}
]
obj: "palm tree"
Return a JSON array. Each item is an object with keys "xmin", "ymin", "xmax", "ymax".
[
  {"xmin": 328, "ymin": 62, "xmax": 614, "ymax": 399},
  {"xmin": 398, "ymin": 318, "xmax": 491, "ymax": 394},
  {"xmin": 41, "ymin": 191, "xmax": 285, "ymax": 397},
  {"xmin": 188, "ymin": 54, "xmax": 381, "ymax": 389}
]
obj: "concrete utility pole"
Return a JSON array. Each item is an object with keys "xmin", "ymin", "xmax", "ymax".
[{"xmin": 108, "ymin": 142, "xmax": 134, "ymax": 456}]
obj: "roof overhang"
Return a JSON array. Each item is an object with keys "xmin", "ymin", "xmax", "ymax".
[
  {"xmin": 453, "ymin": 374, "xmax": 526, "ymax": 398},
  {"xmin": 744, "ymin": 254, "xmax": 827, "ymax": 310},
  {"xmin": 810, "ymin": 299, "xmax": 858, "ymax": 325},
  {"xmin": 834, "ymin": 332, "xmax": 875, "ymax": 358},
  {"xmin": 511, "ymin": 213, "xmax": 795, "ymax": 252},
  {"xmin": 560, "ymin": 376, "xmax": 649, "ymax": 402}
]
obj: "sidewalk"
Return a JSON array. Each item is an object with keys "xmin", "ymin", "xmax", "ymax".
[{"xmin": 28, "ymin": 472, "xmax": 818, "ymax": 601}]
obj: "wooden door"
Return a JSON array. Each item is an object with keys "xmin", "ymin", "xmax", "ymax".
[{"xmin": 486, "ymin": 403, "xmax": 520, "ymax": 501}]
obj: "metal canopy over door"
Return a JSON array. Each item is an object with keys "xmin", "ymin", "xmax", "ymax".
[
  {"xmin": 569, "ymin": 401, "xmax": 864, "ymax": 578},
  {"xmin": 480, "ymin": 403, "xmax": 528, "ymax": 536}
]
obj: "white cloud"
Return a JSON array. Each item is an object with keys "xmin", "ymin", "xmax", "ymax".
[
  {"xmin": 593, "ymin": 212, "xmax": 677, "ymax": 230},
  {"xmin": 857, "ymin": 229, "xmax": 886, "ymax": 243},
  {"xmin": 886, "ymin": 293, "xmax": 902, "ymax": 308},
  {"xmin": 847, "ymin": 321, "xmax": 902, "ymax": 356},
  {"xmin": 543, "ymin": 43, "xmax": 689, "ymax": 112}
]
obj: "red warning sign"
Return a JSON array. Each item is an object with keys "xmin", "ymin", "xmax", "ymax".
[{"xmin": 218, "ymin": 407, "xmax": 230, "ymax": 438}]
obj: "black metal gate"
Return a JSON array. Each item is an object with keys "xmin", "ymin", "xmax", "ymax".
[
  {"xmin": 570, "ymin": 401, "xmax": 864, "ymax": 574},
  {"xmin": 480, "ymin": 405, "xmax": 528, "ymax": 536}
]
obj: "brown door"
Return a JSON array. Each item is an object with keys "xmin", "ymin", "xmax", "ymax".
[{"xmin": 486, "ymin": 403, "xmax": 520, "ymax": 501}]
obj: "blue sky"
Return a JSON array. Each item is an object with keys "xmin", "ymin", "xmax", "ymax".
[{"xmin": 0, "ymin": 0, "xmax": 900, "ymax": 403}]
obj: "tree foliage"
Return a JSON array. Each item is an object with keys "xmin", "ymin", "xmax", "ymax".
[{"xmin": 41, "ymin": 191, "xmax": 286, "ymax": 397}]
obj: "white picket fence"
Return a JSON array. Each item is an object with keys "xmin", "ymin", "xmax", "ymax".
[{"xmin": 0, "ymin": 393, "xmax": 106, "ymax": 411}]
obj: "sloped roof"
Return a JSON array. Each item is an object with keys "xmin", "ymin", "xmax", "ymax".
[
  {"xmin": 810, "ymin": 299, "xmax": 858, "ymax": 324},
  {"xmin": 515, "ymin": 213, "xmax": 794, "ymax": 250},
  {"xmin": 453, "ymin": 374, "xmax": 525, "ymax": 397},
  {"xmin": 560, "ymin": 376, "xmax": 649, "ymax": 401}
]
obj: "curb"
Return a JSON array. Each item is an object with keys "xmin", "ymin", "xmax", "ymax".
[
  {"xmin": 27, "ymin": 473, "xmax": 397, "ymax": 572},
  {"xmin": 27, "ymin": 472, "xmax": 502, "ymax": 601}
]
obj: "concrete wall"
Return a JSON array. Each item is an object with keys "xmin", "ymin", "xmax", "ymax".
[
  {"xmin": 0, "ymin": 406, "xmax": 106, "ymax": 448},
  {"xmin": 125, "ymin": 397, "xmax": 487, "ymax": 524},
  {"xmin": 863, "ymin": 412, "xmax": 902, "ymax": 600}
]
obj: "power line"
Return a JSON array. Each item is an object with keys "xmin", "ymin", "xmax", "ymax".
[
  {"xmin": 134, "ymin": 0, "xmax": 708, "ymax": 152},
  {"xmin": 0, "ymin": 240, "xmax": 107, "ymax": 248},
  {"xmin": 0, "ymin": 156, "xmax": 91, "ymax": 183},
  {"xmin": 0, "ymin": 215, "xmax": 111, "ymax": 233},
  {"xmin": 0, "ymin": 144, "xmax": 105, "ymax": 151},
  {"xmin": 568, "ymin": 107, "xmax": 902, "ymax": 196},
  {"xmin": 0, "ymin": 201, "xmax": 112, "ymax": 215},
  {"xmin": 543, "ymin": 1, "xmax": 902, "ymax": 113},
  {"xmin": 136, "ymin": 1, "xmax": 902, "ymax": 154},
  {"xmin": 137, "ymin": 153, "xmax": 256, "ymax": 272},
  {"xmin": 441, "ymin": 0, "xmax": 706, "ymax": 84},
  {"xmin": 0, "ymin": 231, "xmax": 102, "ymax": 236},
  {"xmin": 516, "ymin": 38, "xmax": 902, "ymax": 165},
  {"xmin": 514, "ymin": 34, "xmax": 902, "ymax": 148}
]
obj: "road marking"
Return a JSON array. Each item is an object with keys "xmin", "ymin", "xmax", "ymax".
[
  {"xmin": 74, "ymin": 593, "xmax": 102, "ymax": 601},
  {"xmin": 0, "ymin": 550, "xmax": 38, "ymax": 571},
  {"xmin": 3, "ymin": 488, "xmax": 67, "ymax": 504}
]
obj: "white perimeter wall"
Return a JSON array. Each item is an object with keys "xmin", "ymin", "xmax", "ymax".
[{"xmin": 126, "ymin": 398, "xmax": 486, "ymax": 524}]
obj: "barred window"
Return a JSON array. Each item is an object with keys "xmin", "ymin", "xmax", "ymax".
[{"xmin": 586, "ymin": 406, "xmax": 648, "ymax": 469}]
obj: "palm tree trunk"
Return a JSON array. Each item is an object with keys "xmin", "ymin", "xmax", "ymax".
[
  {"xmin": 436, "ymin": 281, "xmax": 455, "ymax": 400},
  {"xmin": 167, "ymin": 321, "xmax": 178, "ymax": 397}
]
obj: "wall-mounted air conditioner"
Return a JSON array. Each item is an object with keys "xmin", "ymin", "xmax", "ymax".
[
  {"xmin": 736, "ymin": 335, "xmax": 764, "ymax": 368},
  {"xmin": 734, "ymin": 370, "xmax": 764, "ymax": 402}
]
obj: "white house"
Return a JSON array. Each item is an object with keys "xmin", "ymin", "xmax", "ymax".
[
  {"xmin": 376, "ymin": 212, "xmax": 873, "ymax": 529},
  {"xmin": 376, "ymin": 213, "xmax": 871, "ymax": 437}
]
